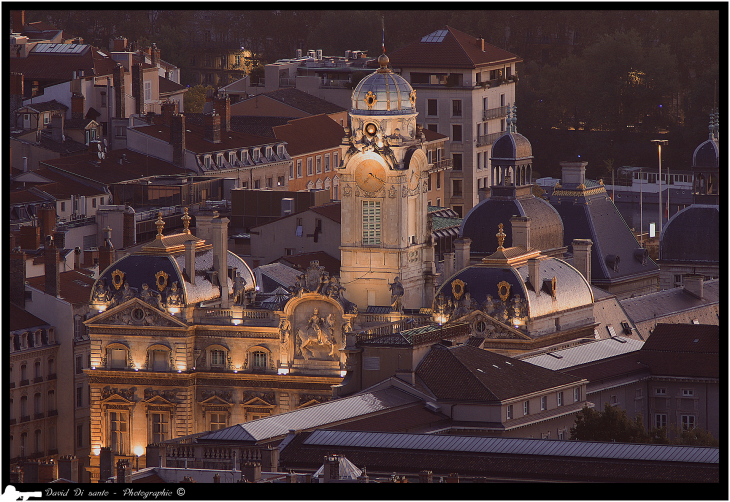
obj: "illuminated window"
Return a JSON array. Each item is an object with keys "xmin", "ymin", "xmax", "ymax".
[
  {"xmin": 150, "ymin": 413, "xmax": 169, "ymax": 442},
  {"xmin": 210, "ymin": 413, "xmax": 227, "ymax": 431},
  {"xmin": 109, "ymin": 411, "xmax": 129, "ymax": 455},
  {"xmin": 252, "ymin": 351, "xmax": 267, "ymax": 369},
  {"xmin": 210, "ymin": 349, "xmax": 226, "ymax": 367}
]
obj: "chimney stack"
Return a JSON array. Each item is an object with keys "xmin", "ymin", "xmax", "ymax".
[
  {"xmin": 99, "ymin": 447, "xmax": 114, "ymax": 483},
  {"xmin": 683, "ymin": 274, "xmax": 704, "ymax": 300},
  {"xmin": 113, "ymin": 64, "xmax": 126, "ymax": 119},
  {"xmin": 74, "ymin": 246, "xmax": 81, "ymax": 269},
  {"xmin": 20, "ymin": 225, "xmax": 40, "ymax": 249},
  {"xmin": 51, "ymin": 115, "xmax": 64, "ymax": 142},
  {"xmin": 572, "ymin": 239, "xmax": 593, "ymax": 284},
  {"xmin": 71, "ymin": 93, "xmax": 85, "ymax": 120},
  {"xmin": 12, "ymin": 10, "xmax": 25, "ymax": 33},
  {"xmin": 116, "ymin": 459, "xmax": 131, "ymax": 483},
  {"xmin": 58, "ymin": 455, "xmax": 79, "ymax": 483},
  {"xmin": 213, "ymin": 95, "xmax": 231, "ymax": 132},
  {"xmin": 510, "ymin": 215, "xmax": 531, "ymax": 250},
  {"xmin": 204, "ymin": 112, "xmax": 222, "ymax": 143},
  {"xmin": 323, "ymin": 456, "xmax": 339, "ymax": 482},
  {"xmin": 151, "ymin": 43, "xmax": 160, "ymax": 67},
  {"xmin": 241, "ymin": 462, "xmax": 261, "ymax": 483},
  {"xmin": 477, "ymin": 37, "xmax": 485, "ymax": 51},
  {"xmin": 171, "ymin": 113, "xmax": 186, "ymax": 167},
  {"xmin": 560, "ymin": 161, "xmax": 588, "ymax": 188},
  {"xmin": 528, "ymin": 256, "xmax": 541, "ymax": 296},
  {"xmin": 454, "ymin": 238, "xmax": 471, "ymax": 273},
  {"xmin": 419, "ymin": 470, "xmax": 433, "ymax": 483},
  {"xmin": 184, "ymin": 239, "xmax": 196, "ymax": 285},
  {"xmin": 10, "ymin": 249, "xmax": 26, "ymax": 309},
  {"xmin": 211, "ymin": 216, "xmax": 230, "ymax": 307},
  {"xmin": 161, "ymin": 100, "xmax": 177, "ymax": 128},
  {"xmin": 98, "ymin": 227, "xmax": 115, "ymax": 273},
  {"xmin": 44, "ymin": 235, "xmax": 60, "ymax": 298},
  {"xmin": 132, "ymin": 63, "xmax": 144, "ymax": 116},
  {"xmin": 22, "ymin": 156, "xmax": 28, "ymax": 172},
  {"xmin": 443, "ymin": 252, "xmax": 455, "ymax": 281},
  {"xmin": 38, "ymin": 206, "xmax": 56, "ymax": 243}
]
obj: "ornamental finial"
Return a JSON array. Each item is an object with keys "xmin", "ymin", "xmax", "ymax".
[
  {"xmin": 155, "ymin": 212, "xmax": 164, "ymax": 237},
  {"xmin": 182, "ymin": 207, "xmax": 191, "ymax": 234},
  {"xmin": 496, "ymin": 223, "xmax": 506, "ymax": 250}
]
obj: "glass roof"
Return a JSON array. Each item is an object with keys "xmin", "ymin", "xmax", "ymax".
[{"xmin": 421, "ymin": 30, "xmax": 448, "ymax": 43}]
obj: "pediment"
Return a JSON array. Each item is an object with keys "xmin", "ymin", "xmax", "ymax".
[
  {"xmin": 86, "ymin": 298, "xmax": 187, "ymax": 328},
  {"xmin": 143, "ymin": 394, "xmax": 176, "ymax": 407},
  {"xmin": 242, "ymin": 396, "xmax": 275, "ymax": 408},
  {"xmin": 100, "ymin": 393, "xmax": 135, "ymax": 406},
  {"xmin": 199, "ymin": 395, "xmax": 232, "ymax": 406},
  {"xmin": 463, "ymin": 310, "xmax": 531, "ymax": 341}
]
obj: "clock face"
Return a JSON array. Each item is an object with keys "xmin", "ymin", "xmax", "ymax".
[
  {"xmin": 408, "ymin": 168, "xmax": 420, "ymax": 191},
  {"xmin": 355, "ymin": 159, "xmax": 387, "ymax": 193}
]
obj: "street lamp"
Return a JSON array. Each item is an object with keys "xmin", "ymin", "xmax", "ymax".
[
  {"xmin": 651, "ymin": 139, "xmax": 668, "ymax": 234},
  {"xmin": 134, "ymin": 446, "xmax": 144, "ymax": 471}
]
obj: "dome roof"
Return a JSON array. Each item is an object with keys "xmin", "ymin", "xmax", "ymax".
[
  {"xmin": 436, "ymin": 258, "xmax": 593, "ymax": 322},
  {"xmin": 351, "ymin": 55, "xmax": 416, "ymax": 115},
  {"xmin": 692, "ymin": 139, "xmax": 719, "ymax": 169},
  {"xmin": 660, "ymin": 205, "xmax": 719, "ymax": 263},
  {"xmin": 491, "ymin": 132, "xmax": 533, "ymax": 161},
  {"xmin": 460, "ymin": 195, "xmax": 564, "ymax": 254}
]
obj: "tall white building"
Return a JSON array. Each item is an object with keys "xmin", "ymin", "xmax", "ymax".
[{"xmin": 388, "ymin": 26, "xmax": 522, "ymax": 217}]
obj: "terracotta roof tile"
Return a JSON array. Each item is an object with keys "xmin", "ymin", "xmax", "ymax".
[
  {"xmin": 237, "ymin": 88, "xmax": 346, "ymax": 116},
  {"xmin": 26, "ymin": 270, "xmax": 96, "ymax": 306},
  {"xmin": 9, "ymin": 45, "xmax": 118, "ymax": 82},
  {"xmin": 133, "ymin": 122, "xmax": 276, "ymax": 155},
  {"xmin": 272, "ymin": 114, "xmax": 344, "ymax": 157},
  {"xmin": 388, "ymin": 26, "xmax": 522, "ymax": 70},
  {"xmin": 9, "ymin": 304, "xmax": 51, "ymax": 331}
]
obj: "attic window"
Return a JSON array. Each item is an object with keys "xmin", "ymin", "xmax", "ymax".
[
  {"xmin": 421, "ymin": 30, "xmax": 448, "ymax": 43},
  {"xmin": 691, "ymin": 319, "xmax": 699, "ymax": 324},
  {"xmin": 492, "ymin": 364, "xmax": 499, "ymax": 369},
  {"xmin": 476, "ymin": 368, "xmax": 485, "ymax": 373},
  {"xmin": 547, "ymin": 352, "xmax": 563, "ymax": 359},
  {"xmin": 693, "ymin": 338, "xmax": 699, "ymax": 343}
]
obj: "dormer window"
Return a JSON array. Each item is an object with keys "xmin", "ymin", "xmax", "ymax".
[
  {"xmin": 253, "ymin": 149, "xmax": 260, "ymax": 162},
  {"xmin": 204, "ymin": 156, "xmax": 211, "ymax": 169},
  {"xmin": 266, "ymin": 147, "xmax": 273, "ymax": 160},
  {"xmin": 277, "ymin": 144, "xmax": 284, "ymax": 157},
  {"xmin": 229, "ymin": 152, "xmax": 236, "ymax": 164}
]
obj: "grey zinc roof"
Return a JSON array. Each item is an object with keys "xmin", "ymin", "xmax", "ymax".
[
  {"xmin": 302, "ymin": 430, "xmax": 719, "ymax": 464},
  {"xmin": 522, "ymin": 337, "xmax": 644, "ymax": 371},
  {"xmin": 198, "ymin": 387, "xmax": 422, "ymax": 443},
  {"xmin": 173, "ymin": 249, "xmax": 255, "ymax": 305}
]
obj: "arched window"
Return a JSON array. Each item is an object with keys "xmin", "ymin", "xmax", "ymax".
[
  {"xmin": 47, "ymin": 390, "xmax": 56, "ymax": 413},
  {"xmin": 147, "ymin": 345, "xmax": 171, "ymax": 371},
  {"xmin": 208, "ymin": 347, "xmax": 228, "ymax": 369},
  {"xmin": 34, "ymin": 429, "xmax": 42, "ymax": 454},
  {"xmin": 20, "ymin": 396, "xmax": 28, "ymax": 419},
  {"xmin": 106, "ymin": 343, "xmax": 129, "ymax": 370},
  {"xmin": 34, "ymin": 393, "xmax": 42, "ymax": 415},
  {"xmin": 252, "ymin": 351, "xmax": 267, "ymax": 369}
]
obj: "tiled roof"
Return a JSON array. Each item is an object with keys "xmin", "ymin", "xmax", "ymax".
[
  {"xmin": 272, "ymin": 114, "xmax": 345, "ymax": 157},
  {"xmin": 41, "ymin": 149, "xmax": 187, "ymax": 185},
  {"xmin": 620, "ymin": 279, "xmax": 720, "ymax": 328},
  {"xmin": 158, "ymin": 76, "xmax": 186, "ymax": 95},
  {"xmin": 256, "ymin": 88, "xmax": 346, "ymax": 115},
  {"xmin": 416, "ymin": 344, "xmax": 582, "ymax": 402},
  {"xmin": 22, "ymin": 100, "xmax": 68, "ymax": 113},
  {"xmin": 34, "ymin": 179, "xmax": 105, "ymax": 199},
  {"xmin": 327, "ymin": 403, "xmax": 450, "ymax": 433},
  {"xmin": 255, "ymin": 262, "xmax": 301, "ymax": 293},
  {"xmin": 308, "ymin": 201, "xmax": 341, "ymax": 223},
  {"xmin": 26, "ymin": 270, "xmax": 96, "ymax": 306},
  {"xmin": 183, "ymin": 114, "xmax": 294, "ymax": 139},
  {"xmin": 9, "ymin": 45, "xmax": 118, "ymax": 81},
  {"xmin": 133, "ymin": 122, "xmax": 276, "ymax": 155},
  {"xmin": 9, "ymin": 188, "xmax": 53, "ymax": 205},
  {"xmin": 9, "ymin": 304, "xmax": 51, "ymax": 331},
  {"xmin": 388, "ymin": 26, "xmax": 522, "ymax": 70},
  {"xmin": 641, "ymin": 323, "xmax": 719, "ymax": 353},
  {"xmin": 10, "ymin": 131, "xmax": 89, "ymax": 156}
]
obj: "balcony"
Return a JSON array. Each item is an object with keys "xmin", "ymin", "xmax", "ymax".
[
  {"xmin": 9, "ymin": 419, "xmax": 16, "ymax": 425},
  {"xmin": 482, "ymin": 106, "xmax": 510, "ymax": 121},
  {"xmin": 33, "ymin": 376, "xmax": 43, "ymax": 383},
  {"xmin": 429, "ymin": 159, "xmax": 453, "ymax": 172},
  {"xmin": 20, "ymin": 379, "xmax": 29, "ymax": 387},
  {"xmin": 34, "ymin": 412, "xmax": 45, "ymax": 420},
  {"xmin": 47, "ymin": 373, "xmax": 56, "ymax": 381},
  {"xmin": 477, "ymin": 131, "xmax": 507, "ymax": 147},
  {"xmin": 47, "ymin": 409, "xmax": 58, "ymax": 417},
  {"xmin": 20, "ymin": 415, "xmax": 30, "ymax": 423}
]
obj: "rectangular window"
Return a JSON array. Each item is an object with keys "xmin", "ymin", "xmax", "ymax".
[
  {"xmin": 92, "ymin": 197, "xmax": 97, "ymax": 208},
  {"xmin": 362, "ymin": 201, "xmax": 381, "ymax": 246},
  {"xmin": 681, "ymin": 415, "xmax": 695, "ymax": 431},
  {"xmin": 452, "ymin": 205, "xmax": 463, "ymax": 218},
  {"xmin": 427, "ymin": 99, "xmax": 438, "ymax": 116},
  {"xmin": 427, "ymin": 124, "xmax": 438, "ymax": 132},
  {"xmin": 523, "ymin": 401, "xmax": 529, "ymax": 415},
  {"xmin": 483, "ymin": 97, "xmax": 488, "ymax": 110},
  {"xmin": 316, "ymin": 156, "xmax": 322, "ymax": 174},
  {"xmin": 333, "ymin": 152, "xmax": 339, "ymax": 169},
  {"xmin": 210, "ymin": 413, "xmax": 227, "ymax": 431},
  {"xmin": 266, "ymin": 177, "xmax": 273, "ymax": 189},
  {"xmin": 289, "ymin": 163, "xmax": 294, "ymax": 179},
  {"xmin": 428, "ymin": 173, "xmax": 432, "ymax": 191},
  {"xmin": 557, "ymin": 392, "xmax": 564, "ymax": 407},
  {"xmin": 574, "ymin": 387, "xmax": 581, "ymax": 402},
  {"xmin": 278, "ymin": 176, "xmax": 285, "ymax": 187},
  {"xmin": 507, "ymin": 404, "xmax": 513, "ymax": 420},
  {"xmin": 77, "ymin": 424, "xmax": 84, "ymax": 448},
  {"xmin": 76, "ymin": 386, "xmax": 83, "ymax": 408},
  {"xmin": 452, "ymin": 179, "xmax": 463, "ymax": 197},
  {"xmin": 297, "ymin": 160, "xmax": 303, "ymax": 178},
  {"xmin": 476, "ymin": 152, "xmax": 481, "ymax": 170},
  {"xmin": 655, "ymin": 413, "xmax": 668, "ymax": 430},
  {"xmin": 452, "ymin": 154, "xmax": 462, "ymax": 171},
  {"xmin": 557, "ymin": 429, "xmax": 565, "ymax": 440},
  {"xmin": 252, "ymin": 351, "xmax": 267, "ymax": 369},
  {"xmin": 655, "ymin": 388, "xmax": 666, "ymax": 396},
  {"xmin": 500, "ymin": 93, "xmax": 506, "ymax": 107},
  {"xmin": 152, "ymin": 350, "xmax": 168, "ymax": 371},
  {"xmin": 307, "ymin": 158, "xmax": 313, "ymax": 176},
  {"xmin": 109, "ymin": 348, "xmax": 126, "ymax": 369},
  {"xmin": 210, "ymin": 350, "xmax": 226, "ymax": 367},
  {"xmin": 44, "ymin": 115, "xmax": 50, "ymax": 125},
  {"xmin": 76, "ymin": 355, "xmax": 83, "ymax": 374},
  {"xmin": 254, "ymin": 179, "xmax": 261, "ymax": 189},
  {"xmin": 452, "ymin": 100, "xmax": 462, "ymax": 117},
  {"xmin": 452, "ymin": 124, "xmax": 462, "ymax": 142},
  {"xmin": 61, "ymin": 201, "xmax": 66, "ymax": 212},
  {"xmin": 682, "ymin": 389, "xmax": 694, "ymax": 397},
  {"xmin": 540, "ymin": 396, "xmax": 547, "ymax": 411},
  {"xmin": 151, "ymin": 413, "xmax": 169, "ymax": 442},
  {"xmin": 436, "ymin": 172, "xmax": 441, "ymax": 189},
  {"xmin": 324, "ymin": 154, "xmax": 330, "ymax": 172},
  {"xmin": 144, "ymin": 81, "xmax": 152, "ymax": 102}
]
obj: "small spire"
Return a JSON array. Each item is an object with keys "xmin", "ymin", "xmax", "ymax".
[
  {"xmin": 512, "ymin": 103, "xmax": 517, "ymax": 133},
  {"xmin": 155, "ymin": 212, "xmax": 165, "ymax": 238},
  {"xmin": 182, "ymin": 207, "xmax": 191, "ymax": 234},
  {"xmin": 496, "ymin": 223, "xmax": 506, "ymax": 250}
]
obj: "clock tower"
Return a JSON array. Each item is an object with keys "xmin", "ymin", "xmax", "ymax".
[{"xmin": 338, "ymin": 53, "xmax": 435, "ymax": 311}]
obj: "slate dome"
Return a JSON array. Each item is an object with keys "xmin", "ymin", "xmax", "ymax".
[
  {"xmin": 491, "ymin": 131, "xmax": 533, "ymax": 161},
  {"xmin": 692, "ymin": 139, "xmax": 719, "ymax": 169},
  {"xmin": 351, "ymin": 54, "xmax": 416, "ymax": 115},
  {"xmin": 660, "ymin": 205, "xmax": 719, "ymax": 263}
]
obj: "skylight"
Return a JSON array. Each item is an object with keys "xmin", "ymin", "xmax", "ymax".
[{"xmin": 421, "ymin": 30, "xmax": 448, "ymax": 43}]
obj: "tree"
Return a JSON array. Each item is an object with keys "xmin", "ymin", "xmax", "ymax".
[
  {"xmin": 570, "ymin": 404, "xmax": 649, "ymax": 443},
  {"xmin": 670, "ymin": 425, "xmax": 719, "ymax": 447},
  {"xmin": 183, "ymin": 85, "xmax": 214, "ymax": 114}
]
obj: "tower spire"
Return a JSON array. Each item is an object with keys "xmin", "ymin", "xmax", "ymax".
[{"xmin": 382, "ymin": 15, "xmax": 386, "ymax": 53}]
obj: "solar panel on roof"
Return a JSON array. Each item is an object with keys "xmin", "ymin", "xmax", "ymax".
[{"xmin": 421, "ymin": 29, "xmax": 448, "ymax": 43}]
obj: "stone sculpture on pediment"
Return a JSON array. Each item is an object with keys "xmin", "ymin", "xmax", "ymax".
[
  {"xmin": 165, "ymin": 281, "xmax": 184, "ymax": 308},
  {"xmin": 102, "ymin": 386, "xmax": 136, "ymax": 401},
  {"xmin": 241, "ymin": 391, "xmax": 275, "ymax": 405},
  {"xmin": 92, "ymin": 279, "xmax": 111, "ymax": 303},
  {"xmin": 201, "ymin": 389, "xmax": 233, "ymax": 403},
  {"xmin": 140, "ymin": 283, "xmax": 164, "ymax": 310},
  {"xmin": 389, "ymin": 276, "xmax": 405, "ymax": 313},
  {"xmin": 297, "ymin": 307, "xmax": 338, "ymax": 360},
  {"xmin": 279, "ymin": 319, "xmax": 291, "ymax": 345},
  {"xmin": 144, "ymin": 388, "xmax": 178, "ymax": 403}
]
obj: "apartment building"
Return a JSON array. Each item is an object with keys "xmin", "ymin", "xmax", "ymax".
[{"xmin": 388, "ymin": 26, "xmax": 522, "ymax": 217}]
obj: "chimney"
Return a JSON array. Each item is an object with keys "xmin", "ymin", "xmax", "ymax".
[
  {"xmin": 211, "ymin": 216, "xmax": 231, "ymax": 307},
  {"xmin": 454, "ymin": 238, "xmax": 471, "ymax": 273},
  {"xmin": 111, "ymin": 37, "xmax": 127, "ymax": 52},
  {"xmin": 38, "ymin": 207, "xmax": 56, "ymax": 242},
  {"xmin": 322, "ymin": 456, "xmax": 339, "ymax": 482},
  {"xmin": 151, "ymin": 43, "xmax": 160, "ymax": 66},
  {"xmin": 53, "ymin": 231, "xmax": 66, "ymax": 249},
  {"xmin": 241, "ymin": 462, "xmax": 261, "ymax": 483},
  {"xmin": 510, "ymin": 215, "xmax": 531, "ymax": 250},
  {"xmin": 171, "ymin": 113, "xmax": 186, "ymax": 167},
  {"xmin": 12, "ymin": 10, "xmax": 25, "ymax": 33},
  {"xmin": 144, "ymin": 444, "xmax": 166, "ymax": 468},
  {"xmin": 22, "ymin": 156, "xmax": 28, "ymax": 172},
  {"xmin": 446, "ymin": 473, "xmax": 459, "ymax": 483},
  {"xmin": 20, "ymin": 225, "xmax": 40, "ymax": 249},
  {"xmin": 132, "ymin": 63, "xmax": 144, "ymax": 116},
  {"xmin": 194, "ymin": 210, "xmax": 216, "ymax": 242},
  {"xmin": 71, "ymin": 93, "xmax": 85, "ymax": 120},
  {"xmin": 477, "ymin": 37, "xmax": 485, "ymax": 51},
  {"xmin": 116, "ymin": 459, "xmax": 131, "ymax": 483},
  {"xmin": 528, "ymin": 257, "xmax": 540, "ymax": 296},
  {"xmin": 51, "ymin": 115, "xmax": 64, "ymax": 142},
  {"xmin": 204, "ymin": 112, "xmax": 221, "ymax": 143},
  {"xmin": 113, "ymin": 64, "xmax": 126, "ymax": 119},
  {"xmin": 683, "ymin": 274, "xmax": 704, "ymax": 300},
  {"xmin": 58, "ymin": 455, "xmax": 79, "ymax": 483},
  {"xmin": 10, "ymin": 249, "xmax": 26, "ymax": 309},
  {"xmin": 572, "ymin": 239, "xmax": 592, "ymax": 283},
  {"xmin": 74, "ymin": 246, "xmax": 81, "ymax": 269},
  {"xmin": 419, "ymin": 470, "xmax": 433, "ymax": 483},
  {"xmin": 161, "ymin": 101, "xmax": 177, "ymax": 128},
  {"xmin": 99, "ymin": 447, "xmax": 114, "ymax": 483},
  {"xmin": 560, "ymin": 161, "xmax": 588, "ymax": 188},
  {"xmin": 213, "ymin": 95, "xmax": 231, "ymax": 132},
  {"xmin": 98, "ymin": 227, "xmax": 115, "ymax": 273},
  {"xmin": 443, "ymin": 252, "xmax": 455, "ymax": 281},
  {"xmin": 184, "ymin": 239, "xmax": 196, "ymax": 285},
  {"xmin": 213, "ymin": 473, "xmax": 220, "ymax": 483},
  {"xmin": 44, "ymin": 235, "xmax": 60, "ymax": 298}
]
